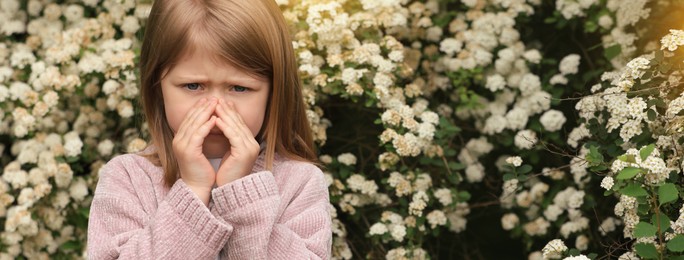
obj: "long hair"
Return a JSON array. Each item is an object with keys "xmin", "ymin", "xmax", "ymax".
[{"xmin": 139, "ymin": 0, "xmax": 316, "ymax": 188}]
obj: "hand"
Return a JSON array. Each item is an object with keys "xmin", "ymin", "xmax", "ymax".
[
  {"xmin": 172, "ymin": 98, "xmax": 218, "ymax": 205},
  {"xmin": 214, "ymin": 99, "xmax": 261, "ymax": 186}
]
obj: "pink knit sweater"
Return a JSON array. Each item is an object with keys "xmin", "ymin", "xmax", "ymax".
[{"xmin": 87, "ymin": 148, "xmax": 332, "ymax": 259}]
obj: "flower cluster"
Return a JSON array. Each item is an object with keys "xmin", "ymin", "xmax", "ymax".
[
  {"xmin": 0, "ymin": 0, "xmax": 150, "ymax": 258},
  {"xmin": 2, "ymin": 0, "xmax": 682, "ymax": 258}
]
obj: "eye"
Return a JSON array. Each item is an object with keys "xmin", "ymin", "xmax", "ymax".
[
  {"xmin": 183, "ymin": 83, "xmax": 201, "ymax": 91},
  {"xmin": 233, "ymin": 85, "xmax": 248, "ymax": 92}
]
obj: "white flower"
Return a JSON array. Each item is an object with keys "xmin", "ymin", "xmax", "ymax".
[
  {"xmin": 567, "ymin": 191, "xmax": 585, "ymax": 209},
  {"xmin": 549, "ymin": 74, "xmax": 568, "ymax": 85},
  {"xmin": 462, "ymin": 0, "xmax": 478, "ymax": 7},
  {"xmin": 524, "ymin": 217, "xmax": 550, "ymax": 236},
  {"xmin": 501, "ymin": 213, "xmax": 519, "ymax": 230},
  {"xmin": 420, "ymin": 111, "xmax": 439, "ymax": 125},
  {"xmin": 503, "ymin": 179, "xmax": 519, "ymax": 193},
  {"xmin": 440, "ymin": 38, "xmax": 463, "ymax": 56},
  {"xmin": 514, "ymin": 130, "xmax": 538, "ymax": 150},
  {"xmin": 465, "ymin": 163, "xmax": 485, "ymax": 183},
  {"xmin": 408, "ymin": 191, "xmax": 429, "ymax": 216},
  {"xmin": 63, "ymin": 4, "xmax": 84, "ymax": 22},
  {"xmin": 319, "ymin": 155, "xmax": 333, "ymax": 164},
  {"xmin": 386, "ymin": 247, "xmax": 407, "ymax": 260},
  {"xmin": 544, "ymin": 204, "xmax": 563, "ymax": 221},
  {"xmin": 369, "ymin": 222, "xmax": 388, "ymax": 235},
  {"xmin": 434, "ymin": 188, "xmax": 453, "ymax": 206},
  {"xmin": 598, "ymin": 15, "xmax": 614, "ymax": 29},
  {"xmin": 483, "ymin": 115, "xmax": 507, "ymax": 134},
  {"xmin": 63, "ymin": 131, "xmax": 83, "ymax": 157},
  {"xmin": 540, "ymin": 110, "xmax": 566, "ymax": 132},
  {"xmin": 337, "ymin": 153, "xmax": 357, "ymax": 166},
  {"xmin": 559, "ymin": 54, "xmax": 581, "ymax": 75},
  {"xmin": 2, "ymin": 168, "xmax": 28, "ymax": 189},
  {"xmin": 600, "ymin": 176, "xmax": 614, "ymax": 190},
  {"xmin": 390, "ymin": 224, "xmax": 406, "ymax": 242},
  {"xmin": 0, "ymin": 84, "xmax": 8, "ymax": 102},
  {"xmin": 426, "ymin": 210, "xmax": 447, "ymax": 228},
  {"xmin": 346, "ymin": 174, "xmax": 378, "ymax": 195},
  {"xmin": 518, "ymin": 73, "xmax": 541, "ymax": 96},
  {"xmin": 55, "ymin": 163, "xmax": 73, "ymax": 188},
  {"xmin": 486, "ymin": 74, "xmax": 507, "ymax": 92},
  {"xmin": 523, "ymin": 49, "xmax": 542, "ymax": 64},
  {"xmin": 563, "ymin": 255, "xmax": 590, "ymax": 260},
  {"xmin": 43, "ymin": 90, "xmax": 59, "ymax": 108},
  {"xmin": 529, "ymin": 251, "xmax": 543, "ymax": 260},
  {"xmin": 575, "ymin": 235, "xmax": 589, "ymax": 251},
  {"xmin": 97, "ymin": 139, "xmax": 115, "ymax": 157},
  {"xmin": 127, "ymin": 138, "xmax": 147, "ymax": 153},
  {"xmin": 506, "ymin": 156, "xmax": 523, "ymax": 167},
  {"xmin": 414, "ymin": 174, "xmax": 432, "ymax": 192},
  {"xmin": 618, "ymin": 252, "xmax": 639, "ymax": 260},
  {"xmin": 121, "ymin": 16, "xmax": 140, "ymax": 34},
  {"xmin": 542, "ymin": 239, "xmax": 568, "ymax": 259},
  {"xmin": 660, "ymin": 29, "xmax": 684, "ymax": 52},
  {"xmin": 69, "ymin": 177, "xmax": 88, "ymax": 201}
]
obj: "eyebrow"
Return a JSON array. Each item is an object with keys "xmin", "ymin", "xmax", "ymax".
[{"xmin": 175, "ymin": 75, "xmax": 266, "ymax": 86}]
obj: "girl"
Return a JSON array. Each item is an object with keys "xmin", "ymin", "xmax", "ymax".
[{"xmin": 87, "ymin": 0, "xmax": 332, "ymax": 259}]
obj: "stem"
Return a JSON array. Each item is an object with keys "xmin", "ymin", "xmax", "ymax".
[{"xmin": 653, "ymin": 194, "xmax": 664, "ymax": 260}]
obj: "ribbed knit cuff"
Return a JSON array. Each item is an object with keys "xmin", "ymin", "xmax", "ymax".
[
  {"xmin": 167, "ymin": 179, "xmax": 232, "ymax": 247},
  {"xmin": 212, "ymin": 171, "xmax": 279, "ymax": 216}
]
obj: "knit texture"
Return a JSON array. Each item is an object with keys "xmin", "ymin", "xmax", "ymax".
[{"xmin": 87, "ymin": 148, "xmax": 332, "ymax": 259}]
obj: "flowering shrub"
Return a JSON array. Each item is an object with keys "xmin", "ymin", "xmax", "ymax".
[{"xmin": 0, "ymin": 0, "xmax": 683, "ymax": 259}]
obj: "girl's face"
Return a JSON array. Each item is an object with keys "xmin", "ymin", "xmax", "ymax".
[{"xmin": 160, "ymin": 48, "xmax": 270, "ymax": 158}]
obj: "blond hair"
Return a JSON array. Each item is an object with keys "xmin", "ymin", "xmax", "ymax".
[{"xmin": 139, "ymin": 0, "xmax": 316, "ymax": 188}]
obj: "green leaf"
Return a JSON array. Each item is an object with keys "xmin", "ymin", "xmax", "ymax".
[
  {"xmin": 458, "ymin": 191, "xmax": 471, "ymax": 201},
  {"xmin": 640, "ymin": 144, "xmax": 656, "ymax": 161},
  {"xmin": 647, "ymin": 109, "xmax": 657, "ymax": 121},
  {"xmin": 634, "ymin": 222, "xmax": 658, "ymax": 238},
  {"xmin": 586, "ymin": 146, "xmax": 604, "ymax": 165},
  {"xmin": 635, "ymin": 243, "xmax": 659, "ymax": 259},
  {"xmin": 518, "ymin": 165, "xmax": 532, "ymax": 174},
  {"xmin": 604, "ymin": 44, "xmax": 622, "ymax": 60},
  {"xmin": 652, "ymin": 214, "xmax": 671, "ymax": 233},
  {"xmin": 619, "ymin": 154, "xmax": 637, "ymax": 163},
  {"xmin": 622, "ymin": 184, "xmax": 649, "ymax": 197},
  {"xmin": 60, "ymin": 240, "xmax": 79, "ymax": 251},
  {"xmin": 616, "ymin": 167, "xmax": 642, "ymax": 180},
  {"xmin": 659, "ymin": 183, "xmax": 679, "ymax": 205},
  {"xmin": 660, "ymin": 63, "xmax": 672, "ymax": 74},
  {"xmin": 668, "ymin": 235, "xmax": 684, "ymax": 252},
  {"xmin": 655, "ymin": 50, "xmax": 664, "ymax": 62}
]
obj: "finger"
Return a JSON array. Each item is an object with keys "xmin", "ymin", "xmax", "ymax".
[
  {"xmin": 176, "ymin": 98, "xmax": 208, "ymax": 139},
  {"xmin": 181, "ymin": 99, "xmax": 217, "ymax": 147},
  {"xmin": 216, "ymin": 104, "xmax": 252, "ymax": 152},
  {"xmin": 215, "ymin": 116, "xmax": 243, "ymax": 150},
  {"xmin": 188, "ymin": 115, "xmax": 218, "ymax": 149},
  {"xmin": 226, "ymin": 101, "xmax": 253, "ymax": 137},
  {"xmin": 219, "ymin": 100, "xmax": 252, "ymax": 141},
  {"xmin": 186, "ymin": 98, "xmax": 217, "ymax": 133}
]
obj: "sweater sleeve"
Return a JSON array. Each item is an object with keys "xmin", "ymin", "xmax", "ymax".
[
  {"xmin": 87, "ymin": 157, "xmax": 232, "ymax": 260},
  {"xmin": 211, "ymin": 164, "xmax": 332, "ymax": 259}
]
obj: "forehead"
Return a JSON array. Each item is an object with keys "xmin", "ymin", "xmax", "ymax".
[{"xmin": 164, "ymin": 41, "xmax": 267, "ymax": 82}]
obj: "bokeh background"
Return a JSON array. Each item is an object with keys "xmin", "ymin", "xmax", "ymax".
[{"xmin": 1, "ymin": 0, "xmax": 684, "ymax": 259}]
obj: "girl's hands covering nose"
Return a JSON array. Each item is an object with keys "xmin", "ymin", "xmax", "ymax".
[
  {"xmin": 214, "ymin": 99, "xmax": 261, "ymax": 186},
  {"xmin": 172, "ymin": 98, "xmax": 218, "ymax": 206}
]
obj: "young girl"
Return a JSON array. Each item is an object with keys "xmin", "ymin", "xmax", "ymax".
[{"xmin": 87, "ymin": 0, "xmax": 332, "ymax": 259}]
